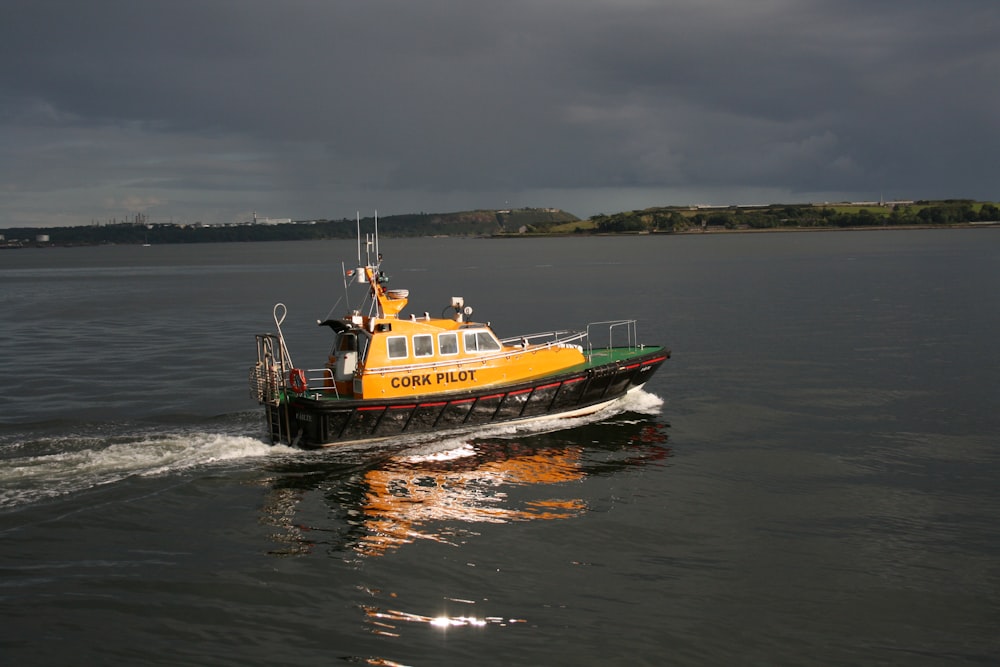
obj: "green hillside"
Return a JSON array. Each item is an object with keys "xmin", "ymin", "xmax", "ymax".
[{"xmin": 587, "ymin": 200, "xmax": 1000, "ymax": 233}]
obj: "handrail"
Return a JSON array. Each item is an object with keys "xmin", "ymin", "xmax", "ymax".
[
  {"xmin": 585, "ymin": 319, "xmax": 639, "ymax": 357},
  {"xmin": 499, "ymin": 329, "xmax": 582, "ymax": 345},
  {"xmin": 304, "ymin": 368, "xmax": 339, "ymax": 398},
  {"xmin": 251, "ymin": 333, "xmax": 288, "ymax": 405}
]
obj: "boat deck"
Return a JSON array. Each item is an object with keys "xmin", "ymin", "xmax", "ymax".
[{"xmin": 584, "ymin": 345, "xmax": 664, "ymax": 366}]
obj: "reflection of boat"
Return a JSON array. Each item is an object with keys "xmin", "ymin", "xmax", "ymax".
[
  {"xmin": 260, "ymin": 419, "xmax": 670, "ymax": 558},
  {"xmin": 250, "ymin": 221, "xmax": 669, "ymax": 448},
  {"xmin": 355, "ymin": 443, "xmax": 587, "ymax": 558}
]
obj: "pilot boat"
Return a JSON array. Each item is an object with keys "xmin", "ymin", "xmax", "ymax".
[{"xmin": 250, "ymin": 230, "xmax": 669, "ymax": 448}]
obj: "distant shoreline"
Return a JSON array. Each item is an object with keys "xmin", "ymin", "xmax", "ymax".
[
  {"xmin": 670, "ymin": 222, "xmax": 1000, "ymax": 235},
  {"xmin": 5, "ymin": 201, "xmax": 998, "ymax": 245},
  {"xmin": 3, "ymin": 221, "xmax": 997, "ymax": 249},
  {"xmin": 491, "ymin": 222, "xmax": 1000, "ymax": 238}
]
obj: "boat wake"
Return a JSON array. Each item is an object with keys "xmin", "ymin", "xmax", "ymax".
[
  {"xmin": 0, "ymin": 415, "xmax": 296, "ymax": 510},
  {"xmin": 614, "ymin": 386, "xmax": 664, "ymax": 415},
  {"xmin": 0, "ymin": 389, "xmax": 664, "ymax": 511}
]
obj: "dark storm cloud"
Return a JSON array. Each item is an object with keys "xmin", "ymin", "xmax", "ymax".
[{"xmin": 1, "ymin": 0, "xmax": 997, "ymax": 226}]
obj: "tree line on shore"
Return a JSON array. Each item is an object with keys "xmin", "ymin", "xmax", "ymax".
[{"xmin": 590, "ymin": 200, "xmax": 1000, "ymax": 233}]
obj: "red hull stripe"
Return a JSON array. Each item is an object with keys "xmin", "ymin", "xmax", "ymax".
[
  {"xmin": 642, "ymin": 356, "xmax": 669, "ymax": 366},
  {"xmin": 535, "ymin": 382, "xmax": 562, "ymax": 391},
  {"xmin": 418, "ymin": 401, "xmax": 448, "ymax": 408},
  {"xmin": 358, "ymin": 405, "xmax": 387, "ymax": 412}
]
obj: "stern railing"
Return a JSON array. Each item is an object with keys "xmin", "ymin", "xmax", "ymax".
[
  {"xmin": 250, "ymin": 333, "xmax": 287, "ymax": 405},
  {"xmin": 249, "ymin": 332, "xmax": 295, "ymax": 445}
]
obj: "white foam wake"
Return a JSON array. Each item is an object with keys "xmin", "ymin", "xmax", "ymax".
[{"xmin": 0, "ymin": 428, "xmax": 296, "ymax": 510}]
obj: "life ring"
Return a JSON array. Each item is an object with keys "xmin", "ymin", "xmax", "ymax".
[{"xmin": 288, "ymin": 368, "xmax": 308, "ymax": 393}]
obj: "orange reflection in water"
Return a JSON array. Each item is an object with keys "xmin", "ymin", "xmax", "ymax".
[
  {"xmin": 260, "ymin": 421, "xmax": 670, "ymax": 558},
  {"xmin": 355, "ymin": 443, "xmax": 587, "ymax": 558}
]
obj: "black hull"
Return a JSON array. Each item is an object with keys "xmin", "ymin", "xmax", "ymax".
[{"xmin": 264, "ymin": 347, "xmax": 669, "ymax": 448}]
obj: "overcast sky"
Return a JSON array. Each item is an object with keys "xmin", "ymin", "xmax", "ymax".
[{"xmin": 2, "ymin": 0, "xmax": 997, "ymax": 227}]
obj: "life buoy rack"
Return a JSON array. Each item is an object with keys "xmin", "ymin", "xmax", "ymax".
[{"xmin": 288, "ymin": 368, "xmax": 308, "ymax": 393}]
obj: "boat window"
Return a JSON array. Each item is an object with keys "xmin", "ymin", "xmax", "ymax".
[
  {"xmin": 413, "ymin": 334, "xmax": 433, "ymax": 357},
  {"xmin": 438, "ymin": 332, "xmax": 459, "ymax": 356},
  {"xmin": 330, "ymin": 331, "xmax": 358, "ymax": 356},
  {"xmin": 464, "ymin": 329, "xmax": 502, "ymax": 353},
  {"xmin": 386, "ymin": 335, "xmax": 408, "ymax": 359},
  {"xmin": 338, "ymin": 333, "xmax": 357, "ymax": 352}
]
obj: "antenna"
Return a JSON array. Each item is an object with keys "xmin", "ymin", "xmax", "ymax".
[
  {"xmin": 356, "ymin": 211, "xmax": 361, "ymax": 266},
  {"xmin": 341, "ymin": 261, "xmax": 351, "ymax": 310},
  {"xmin": 374, "ymin": 209, "xmax": 380, "ymax": 262}
]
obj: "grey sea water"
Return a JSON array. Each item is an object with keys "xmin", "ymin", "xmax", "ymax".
[{"xmin": 1, "ymin": 230, "xmax": 998, "ymax": 665}]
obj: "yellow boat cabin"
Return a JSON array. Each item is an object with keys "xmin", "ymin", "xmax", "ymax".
[{"xmin": 323, "ymin": 265, "xmax": 586, "ymax": 400}]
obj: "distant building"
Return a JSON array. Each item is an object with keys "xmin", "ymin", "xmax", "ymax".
[{"xmin": 252, "ymin": 211, "xmax": 291, "ymax": 225}]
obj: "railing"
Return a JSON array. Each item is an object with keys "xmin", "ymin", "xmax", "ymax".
[
  {"xmin": 250, "ymin": 333, "xmax": 295, "ymax": 444},
  {"xmin": 499, "ymin": 328, "xmax": 584, "ymax": 348},
  {"xmin": 250, "ymin": 333, "xmax": 287, "ymax": 405},
  {"xmin": 584, "ymin": 320, "xmax": 641, "ymax": 357},
  {"xmin": 302, "ymin": 367, "xmax": 341, "ymax": 399}
]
